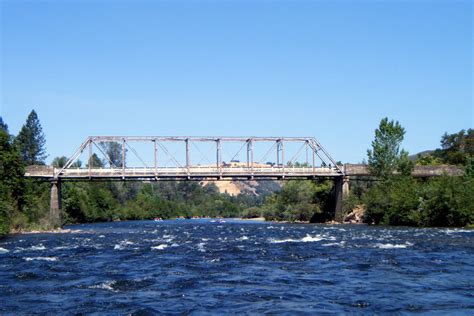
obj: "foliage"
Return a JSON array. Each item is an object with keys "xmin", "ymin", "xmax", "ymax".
[
  {"xmin": 0, "ymin": 125, "xmax": 25, "ymax": 235},
  {"xmin": 367, "ymin": 117, "xmax": 408, "ymax": 179},
  {"xmin": 433, "ymin": 129, "xmax": 473, "ymax": 165},
  {"xmin": 364, "ymin": 175, "xmax": 473, "ymax": 227},
  {"xmin": 14, "ymin": 110, "xmax": 47, "ymax": 165},
  {"xmin": 416, "ymin": 154, "xmax": 443, "ymax": 166},
  {"xmin": 52, "ymin": 156, "xmax": 68, "ymax": 168},
  {"xmin": 100, "ymin": 142, "xmax": 126, "ymax": 167},
  {"xmin": 0, "ymin": 117, "xmax": 8, "ymax": 133},
  {"xmin": 258, "ymin": 180, "xmax": 333, "ymax": 222},
  {"xmin": 364, "ymin": 177, "xmax": 420, "ymax": 226},
  {"xmin": 87, "ymin": 153, "xmax": 104, "ymax": 168}
]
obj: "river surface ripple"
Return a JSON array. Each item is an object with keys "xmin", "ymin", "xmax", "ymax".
[{"xmin": 0, "ymin": 219, "xmax": 473, "ymax": 314}]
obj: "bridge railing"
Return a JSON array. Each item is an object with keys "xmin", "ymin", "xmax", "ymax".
[{"xmin": 26, "ymin": 165, "xmax": 342, "ymax": 179}]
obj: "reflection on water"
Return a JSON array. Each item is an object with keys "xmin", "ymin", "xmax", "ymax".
[{"xmin": 1, "ymin": 219, "xmax": 473, "ymax": 313}]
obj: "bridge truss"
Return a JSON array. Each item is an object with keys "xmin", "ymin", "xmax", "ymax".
[{"xmin": 37, "ymin": 136, "xmax": 344, "ymax": 180}]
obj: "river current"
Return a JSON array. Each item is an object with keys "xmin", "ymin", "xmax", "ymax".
[{"xmin": 0, "ymin": 219, "xmax": 473, "ymax": 314}]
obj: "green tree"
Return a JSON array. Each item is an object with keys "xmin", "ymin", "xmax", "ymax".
[
  {"xmin": 367, "ymin": 118, "xmax": 408, "ymax": 178},
  {"xmin": 0, "ymin": 117, "xmax": 8, "ymax": 133},
  {"xmin": 86, "ymin": 153, "xmax": 104, "ymax": 168},
  {"xmin": 0, "ymin": 127, "xmax": 25, "ymax": 235},
  {"xmin": 100, "ymin": 142, "xmax": 126, "ymax": 167},
  {"xmin": 52, "ymin": 156, "xmax": 68, "ymax": 168},
  {"xmin": 434, "ymin": 129, "xmax": 473, "ymax": 165},
  {"xmin": 14, "ymin": 110, "xmax": 47, "ymax": 165}
]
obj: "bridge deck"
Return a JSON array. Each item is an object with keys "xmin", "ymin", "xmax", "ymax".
[
  {"xmin": 25, "ymin": 164, "xmax": 463, "ymax": 181},
  {"xmin": 25, "ymin": 166, "xmax": 342, "ymax": 180}
]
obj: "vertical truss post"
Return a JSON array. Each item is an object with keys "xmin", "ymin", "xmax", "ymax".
[
  {"xmin": 276, "ymin": 140, "xmax": 280, "ymax": 167},
  {"xmin": 216, "ymin": 139, "xmax": 221, "ymax": 176},
  {"xmin": 246, "ymin": 139, "xmax": 254, "ymax": 172},
  {"xmin": 88, "ymin": 139, "xmax": 92, "ymax": 178},
  {"xmin": 185, "ymin": 138, "xmax": 190, "ymax": 175},
  {"xmin": 122, "ymin": 138, "xmax": 125, "ymax": 179},
  {"xmin": 281, "ymin": 140, "xmax": 285, "ymax": 176},
  {"xmin": 154, "ymin": 139, "xmax": 158, "ymax": 175},
  {"xmin": 305, "ymin": 141, "xmax": 309, "ymax": 166},
  {"xmin": 312, "ymin": 143, "xmax": 316, "ymax": 175}
]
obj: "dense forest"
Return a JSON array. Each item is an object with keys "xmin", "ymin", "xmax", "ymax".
[{"xmin": 0, "ymin": 111, "xmax": 473, "ymax": 236}]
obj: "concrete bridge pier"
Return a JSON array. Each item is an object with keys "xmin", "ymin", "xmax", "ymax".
[
  {"xmin": 334, "ymin": 176, "xmax": 350, "ymax": 222},
  {"xmin": 50, "ymin": 179, "xmax": 62, "ymax": 228}
]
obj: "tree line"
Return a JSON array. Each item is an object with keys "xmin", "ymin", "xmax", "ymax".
[{"xmin": 252, "ymin": 119, "xmax": 473, "ymax": 227}]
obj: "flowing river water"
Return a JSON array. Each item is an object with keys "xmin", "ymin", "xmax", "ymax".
[{"xmin": 0, "ymin": 219, "xmax": 473, "ymax": 314}]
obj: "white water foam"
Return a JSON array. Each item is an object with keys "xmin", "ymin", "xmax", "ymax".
[
  {"xmin": 89, "ymin": 281, "xmax": 115, "ymax": 291},
  {"xmin": 322, "ymin": 241, "xmax": 347, "ymax": 247},
  {"xmin": 236, "ymin": 236, "xmax": 249, "ymax": 241},
  {"xmin": 14, "ymin": 244, "xmax": 47, "ymax": 253},
  {"xmin": 269, "ymin": 234, "xmax": 326, "ymax": 244},
  {"xmin": 24, "ymin": 256, "xmax": 58, "ymax": 261},
  {"xmin": 53, "ymin": 245, "xmax": 79, "ymax": 251},
  {"xmin": 30, "ymin": 244, "xmax": 46, "ymax": 251},
  {"xmin": 374, "ymin": 242, "xmax": 413, "ymax": 249},
  {"xmin": 197, "ymin": 242, "xmax": 206, "ymax": 252},
  {"xmin": 151, "ymin": 244, "xmax": 168, "ymax": 250},
  {"xmin": 445, "ymin": 229, "xmax": 474, "ymax": 234},
  {"xmin": 0, "ymin": 247, "xmax": 9, "ymax": 254},
  {"xmin": 114, "ymin": 240, "xmax": 134, "ymax": 250}
]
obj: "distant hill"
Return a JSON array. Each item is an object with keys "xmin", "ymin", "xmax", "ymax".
[
  {"xmin": 202, "ymin": 180, "xmax": 281, "ymax": 196},
  {"xmin": 408, "ymin": 150, "xmax": 435, "ymax": 161}
]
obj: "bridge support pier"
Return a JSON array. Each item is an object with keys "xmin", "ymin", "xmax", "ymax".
[
  {"xmin": 50, "ymin": 179, "xmax": 62, "ymax": 228},
  {"xmin": 334, "ymin": 176, "xmax": 350, "ymax": 222}
]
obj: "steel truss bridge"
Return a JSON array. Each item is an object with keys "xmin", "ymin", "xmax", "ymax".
[
  {"xmin": 25, "ymin": 136, "xmax": 462, "ymax": 227},
  {"xmin": 28, "ymin": 136, "xmax": 344, "ymax": 180}
]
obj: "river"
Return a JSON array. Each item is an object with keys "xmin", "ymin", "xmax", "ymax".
[{"xmin": 0, "ymin": 219, "xmax": 473, "ymax": 314}]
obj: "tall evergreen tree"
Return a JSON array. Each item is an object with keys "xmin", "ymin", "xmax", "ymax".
[
  {"xmin": 0, "ymin": 117, "xmax": 8, "ymax": 133},
  {"xmin": 14, "ymin": 110, "xmax": 47, "ymax": 165},
  {"xmin": 0, "ymin": 126, "xmax": 25, "ymax": 234}
]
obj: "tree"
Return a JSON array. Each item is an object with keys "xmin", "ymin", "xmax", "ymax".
[
  {"xmin": 52, "ymin": 156, "xmax": 68, "ymax": 168},
  {"xmin": 86, "ymin": 153, "xmax": 104, "ymax": 168},
  {"xmin": 0, "ymin": 127, "xmax": 25, "ymax": 235},
  {"xmin": 100, "ymin": 142, "xmax": 126, "ymax": 167},
  {"xmin": 14, "ymin": 110, "xmax": 47, "ymax": 165},
  {"xmin": 0, "ymin": 117, "xmax": 8, "ymax": 133},
  {"xmin": 367, "ymin": 118, "xmax": 408, "ymax": 178},
  {"xmin": 433, "ymin": 129, "xmax": 473, "ymax": 165}
]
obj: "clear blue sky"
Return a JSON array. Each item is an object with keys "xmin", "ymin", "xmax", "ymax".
[{"xmin": 1, "ymin": 0, "xmax": 472, "ymax": 164}]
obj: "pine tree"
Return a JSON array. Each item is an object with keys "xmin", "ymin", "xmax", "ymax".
[
  {"xmin": 0, "ymin": 117, "xmax": 8, "ymax": 133},
  {"xmin": 14, "ymin": 110, "xmax": 47, "ymax": 165}
]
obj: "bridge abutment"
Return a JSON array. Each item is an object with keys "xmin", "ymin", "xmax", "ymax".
[
  {"xmin": 50, "ymin": 179, "xmax": 62, "ymax": 228},
  {"xmin": 334, "ymin": 176, "xmax": 349, "ymax": 222}
]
